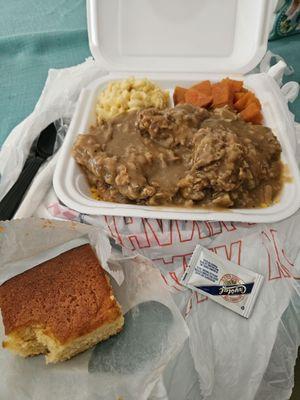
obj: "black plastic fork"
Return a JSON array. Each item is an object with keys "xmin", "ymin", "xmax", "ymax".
[{"xmin": 0, "ymin": 122, "xmax": 58, "ymax": 221}]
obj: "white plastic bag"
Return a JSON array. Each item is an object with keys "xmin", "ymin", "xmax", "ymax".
[{"xmin": 46, "ymin": 213, "xmax": 299, "ymax": 400}]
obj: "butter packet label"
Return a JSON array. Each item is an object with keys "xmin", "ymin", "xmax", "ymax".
[{"xmin": 180, "ymin": 245, "xmax": 264, "ymax": 318}]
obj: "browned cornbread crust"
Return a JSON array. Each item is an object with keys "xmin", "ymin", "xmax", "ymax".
[{"xmin": 0, "ymin": 244, "xmax": 122, "ymax": 344}]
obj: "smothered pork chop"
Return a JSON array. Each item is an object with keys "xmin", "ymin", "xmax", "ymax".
[{"xmin": 72, "ymin": 104, "xmax": 283, "ymax": 208}]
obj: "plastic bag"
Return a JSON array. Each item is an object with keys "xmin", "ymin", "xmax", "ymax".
[{"xmin": 45, "ymin": 214, "xmax": 299, "ymax": 400}]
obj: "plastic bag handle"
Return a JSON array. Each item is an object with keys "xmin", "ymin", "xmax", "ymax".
[
  {"xmin": 267, "ymin": 60, "xmax": 287, "ymax": 82},
  {"xmin": 266, "ymin": 60, "xmax": 300, "ymax": 103},
  {"xmin": 280, "ymin": 81, "xmax": 300, "ymax": 103}
]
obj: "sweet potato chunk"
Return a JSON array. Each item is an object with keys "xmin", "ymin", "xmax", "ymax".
[
  {"xmin": 222, "ymin": 78, "xmax": 243, "ymax": 93},
  {"xmin": 173, "ymin": 86, "xmax": 188, "ymax": 105},
  {"xmin": 251, "ymin": 97, "xmax": 262, "ymax": 110},
  {"xmin": 233, "ymin": 92, "xmax": 255, "ymax": 112},
  {"xmin": 212, "ymin": 82, "xmax": 234, "ymax": 108},
  {"xmin": 185, "ymin": 89, "xmax": 212, "ymax": 108},
  {"xmin": 234, "ymin": 92, "xmax": 245, "ymax": 102},
  {"xmin": 191, "ymin": 80, "xmax": 212, "ymax": 96},
  {"xmin": 250, "ymin": 111, "xmax": 263, "ymax": 125},
  {"xmin": 239, "ymin": 102, "xmax": 262, "ymax": 124},
  {"xmin": 234, "ymin": 91, "xmax": 262, "ymax": 112}
]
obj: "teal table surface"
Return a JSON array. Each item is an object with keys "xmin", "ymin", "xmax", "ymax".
[{"xmin": 0, "ymin": 0, "xmax": 299, "ymax": 146}]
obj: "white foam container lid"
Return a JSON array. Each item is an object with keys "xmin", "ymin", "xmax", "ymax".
[
  {"xmin": 53, "ymin": 0, "xmax": 300, "ymax": 222},
  {"xmin": 87, "ymin": 0, "xmax": 274, "ymax": 74}
]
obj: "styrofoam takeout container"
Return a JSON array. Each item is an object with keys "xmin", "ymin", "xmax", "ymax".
[{"xmin": 53, "ymin": 0, "xmax": 300, "ymax": 222}]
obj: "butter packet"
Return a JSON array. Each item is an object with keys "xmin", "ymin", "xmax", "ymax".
[{"xmin": 180, "ymin": 245, "xmax": 264, "ymax": 318}]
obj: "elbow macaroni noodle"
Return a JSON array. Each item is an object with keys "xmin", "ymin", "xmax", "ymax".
[{"xmin": 96, "ymin": 77, "xmax": 169, "ymax": 121}]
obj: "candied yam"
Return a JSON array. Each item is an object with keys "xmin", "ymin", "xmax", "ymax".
[
  {"xmin": 233, "ymin": 92, "xmax": 255, "ymax": 112},
  {"xmin": 197, "ymin": 94, "xmax": 213, "ymax": 108},
  {"xmin": 252, "ymin": 97, "xmax": 262, "ymax": 110},
  {"xmin": 191, "ymin": 80, "xmax": 212, "ymax": 96},
  {"xmin": 173, "ymin": 86, "xmax": 188, "ymax": 105},
  {"xmin": 212, "ymin": 82, "xmax": 234, "ymax": 108},
  {"xmin": 239, "ymin": 103, "xmax": 262, "ymax": 123},
  {"xmin": 184, "ymin": 89, "xmax": 199, "ymax": 104},
  {"xmin": 234, "ymin": 92, "xmax": 246, "ymax": 102},
  {"xmin": 234, "ymin": 90, "xmax": 262, "ymax": 112},
  {"xmin": 230, "ymin": 79, "xmax": 244, "ymax": 93},
  {"xmin": 185, "ymin": 89, "xmax": 212, "ymax": 108},
  {"xmin": 222, "ymin": 78, "xmax": 244, "ymax": 93},
  {"xmin": 250, "ymin": 111, "xmax": 263, "ymax": 125}
]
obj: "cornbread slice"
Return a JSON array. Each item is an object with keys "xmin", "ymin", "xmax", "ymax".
[{"xmin": 0, "ymin": 244, "xmax": 124, "ymax": 363}]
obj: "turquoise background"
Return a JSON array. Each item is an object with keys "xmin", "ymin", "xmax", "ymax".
[
  {"xmin": 0, "ymin": 0, "xmax": 90, "ymax": 146},
  {"xmin": 0, "ymin": 0, "xmax": 299, "ymax": 146}
]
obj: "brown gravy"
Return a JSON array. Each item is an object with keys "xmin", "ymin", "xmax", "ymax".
[{"xmin": 72, "ymin": 104, "xmax": 283, "ymax": 208}]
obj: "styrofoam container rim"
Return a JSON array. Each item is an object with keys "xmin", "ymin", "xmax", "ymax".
[{"xmin": 53, "ymin": 72, "xmax": 300, "ymax": 222}]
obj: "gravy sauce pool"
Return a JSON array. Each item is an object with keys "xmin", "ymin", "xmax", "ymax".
[{"xmin": 72, "ymin": 104, "xmax": 284, "ymax": 208}]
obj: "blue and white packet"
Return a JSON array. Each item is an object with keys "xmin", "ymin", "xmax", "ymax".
[{"xmin": 180, "ymin": 244, "xmax": 264, "ymax": 318}]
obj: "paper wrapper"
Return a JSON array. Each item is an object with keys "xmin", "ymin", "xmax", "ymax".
[{"xmin": 0, "ymin": 218, "xmax": 189, "ymax": 400}]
